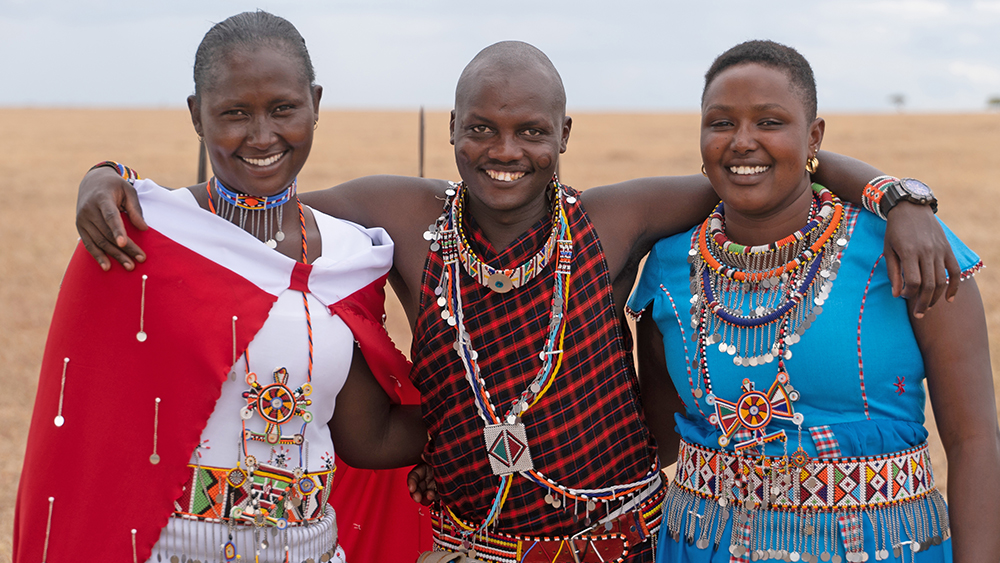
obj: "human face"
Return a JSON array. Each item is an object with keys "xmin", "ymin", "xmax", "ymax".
[
  {"xmin": 188, "ymin": 46, "xmax": 322, "ymax": 197},
  {"xmin": 701, "ymin": 63, "xmax": 824, "ymax": 235},
  {"xmin": 450, "ymin": 65, "xmax": 571, "ymax": 219}
]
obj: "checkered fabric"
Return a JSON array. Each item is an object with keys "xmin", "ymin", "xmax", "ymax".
[
  {"xmin": 412, "ymin": 186, "xmax": 658, "ymax": 544},
  {"xmin": 809, "ymin": 425, "xmax": 843, "ymax": 459}
]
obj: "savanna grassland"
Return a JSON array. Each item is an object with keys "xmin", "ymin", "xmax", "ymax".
[{"xmin": 1, "ymin": 109, "xmax": 997, "ymax": 560}]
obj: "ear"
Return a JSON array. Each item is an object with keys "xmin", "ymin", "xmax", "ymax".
[
  {"xmin": 188, "ymin": 95, "xmax": 203, "ymax": 138},
  {"xmin": 449, "ymin": 110, "xmax": 456, "ymax": 146},
  {"xmin": 808, "ymin": 117, "xmax": 825, "ymax": 156},
  {"xmin": 311, "ymin": 84, "xmax": 324, "ymax": 116},
  {"xmin": 560, "ymin": 115, "xmax": 573, "ymax": 154}
]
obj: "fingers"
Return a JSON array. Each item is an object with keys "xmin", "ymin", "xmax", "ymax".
[
  {"xmin": 884, "ymin": 246, "xmax": 903, "ymax": 299},
  {"xmin": 941, "ymin": 246, "xmax": 961, "ymax": 302},
  {"xmin": 121, "ymin": 181, "xmax": 149, "ymax": 233}
]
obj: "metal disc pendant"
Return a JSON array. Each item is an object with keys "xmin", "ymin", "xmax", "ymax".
[
  {"xmin": 486, "ymin": 272, "xmax": 513, "ymax": 293},
  {"xmin": 54, "ymin": 415, "xmax": 65, "ymax": 427},
  {"xmin": 266, "ymin": 239, "xmax": 278, "ymax": 249},
  {"xmin": 136, "ymin": 331, "xmax": 147, "ymax": 342},
  {"xmin": 149, "ymin": 453, "xmax": 160, "ymax": 464},
  {"xmin": 693, "ymin": 388, "xmax": 704, "ymax": 399},
  {"xmin": 275, "ymin": 231, "xmax": 285, "ymax": 242}
]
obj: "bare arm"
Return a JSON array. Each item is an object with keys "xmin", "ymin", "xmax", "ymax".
[
  {"xmin": 910, "ymin": 278, "xmax": 1000, "ymax": 563},
  {"xmin": 328, "ymin": 346, "xmax": 427, "ymax": 469},
  {"xmin": 636, "ymin": 314, "xmax": 686, "ymax": 468},
  {"xmin": 813, "ymin": 151, "xmax": 960, "ymax": 314}
]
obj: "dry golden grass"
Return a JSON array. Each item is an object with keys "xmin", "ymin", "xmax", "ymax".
[{"xmin": 0, "ymin": 109, "xmax": 997, "ymax": 560}]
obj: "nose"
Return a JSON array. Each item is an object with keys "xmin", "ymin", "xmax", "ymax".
[
  {"xmin": 730, "ymin": 124, "xmax": 756, "ymax": 155},
  {"xmin": 488, "ymin": 132, "xmax": 523, "ymax": 162},
  {"xmin": 246, "ymin": 115, "xmax": 278, "ymax": 148}
]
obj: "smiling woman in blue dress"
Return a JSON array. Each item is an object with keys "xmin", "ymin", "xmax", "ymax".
[{"xmin": 628, "ymin": 40, "xmax": 1000, "ymax": 563}]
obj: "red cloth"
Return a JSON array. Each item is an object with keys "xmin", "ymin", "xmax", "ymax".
[{"xmin": 14, "ymin": 220, "xmax": 429, "ymax": 562}]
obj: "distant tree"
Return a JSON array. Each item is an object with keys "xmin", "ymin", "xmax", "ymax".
[
  {"xmin": 988, "ymin": 96, "xmax": 1000, "ymax": 111},
  {"xmin": 889, "ymin": 94, "xmax": 906, "ymax": 112}
]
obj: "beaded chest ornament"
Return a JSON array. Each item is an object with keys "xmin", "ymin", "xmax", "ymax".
[
  {"xmin": 423, "ymin": 179, "xmax": 662, "ymax": 545},
  {"xmin": 689, "ymin": 184, "xmax": 848, "ymax": 453},
  {"xmin": 206, "ymin": 180, "xmax": 323, "ymax": 561}
]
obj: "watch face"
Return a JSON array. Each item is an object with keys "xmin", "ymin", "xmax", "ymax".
[{"xmin": 901, "ymin": 178, "xmax": 933, "ymax": 198}]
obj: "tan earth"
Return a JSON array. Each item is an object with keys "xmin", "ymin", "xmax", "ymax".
[{"xmin": 1, "ymin": 109, "xmax": 998, "ymax": 560}]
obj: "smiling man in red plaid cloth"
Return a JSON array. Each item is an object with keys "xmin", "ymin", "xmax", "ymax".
[{"xmin": 75, "ymin": 41, "xmax": 955, "ymax": 563}]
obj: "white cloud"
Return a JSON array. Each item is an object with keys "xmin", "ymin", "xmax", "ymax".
[{"xmin": 948, "ymin": 61, "xmax": 1000, "ymax": 85}]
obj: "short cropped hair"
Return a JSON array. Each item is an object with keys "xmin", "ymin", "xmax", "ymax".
[{"xmin": 703, "ymin": 40, "xmax": 817, "ymax": 121}]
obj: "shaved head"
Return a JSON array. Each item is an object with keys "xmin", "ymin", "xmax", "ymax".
[{"xmin": 455, "ymin": 41, "xmax": 566, "ymax": 116}]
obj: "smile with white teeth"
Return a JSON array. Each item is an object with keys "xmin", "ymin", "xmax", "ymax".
[
  {"xmin": 241, "ymin": 152, "xmax": 285, "ymax": 167},
  {"xmin": 486, "ymin": 169, "xmax": 526, "ymax": 182},
  {"xmin": 728, "ymin": 165, "xmax": 770, "ymax": 175}
]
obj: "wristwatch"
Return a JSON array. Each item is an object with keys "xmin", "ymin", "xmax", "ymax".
[{"xmin": 880, "ymin": 178, "xmax": 938, "ymax": 216}]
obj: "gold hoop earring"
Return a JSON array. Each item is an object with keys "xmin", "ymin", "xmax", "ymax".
[
  {"xmin": 806, "ymin": 156, "xmax": 819, "ymax": 174},
  {"xmin": 701, "ymin": 164, "xmax": 708, "ymax": 177}
]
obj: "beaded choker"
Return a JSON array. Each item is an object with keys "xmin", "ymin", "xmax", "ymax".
[
  {"xmin": 210, "ymin": 178, "xmax": 297, "ymax": 249},
  {"xmin": 429, "ymin": 182, "xmax": 568, "ymax": 294}
]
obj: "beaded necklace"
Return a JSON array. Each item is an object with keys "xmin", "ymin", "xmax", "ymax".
[
  {"xmin": 211, "ymin": 177, "xmax": 297, "ymax": 248},
  {"xmin": 425, "ymin": 179, "xmax": 662, "ymax": 541},
  {"xmin": 688, "ymin": 184, "xmax": 850, "ymax": 453}
]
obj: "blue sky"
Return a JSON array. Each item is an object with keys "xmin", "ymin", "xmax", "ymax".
[{"xmin": 2, "ymin": 0, "xmax": 999, "ymax": 111}]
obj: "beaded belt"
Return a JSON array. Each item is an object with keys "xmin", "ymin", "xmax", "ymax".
[
  {"xmin": 430, "ymin": 476, "xmax": 665, "ymax": 563},
  {"xmin": 674, "ymin": 439, "xmax": 936, "ymax": 510},
  {"xmin": 665, "ymin": 440, "xmax": 949, "ymax": 563},
  {"xmin": 172, "ymin": 463, "xmax": 333, "ymax": 527}
]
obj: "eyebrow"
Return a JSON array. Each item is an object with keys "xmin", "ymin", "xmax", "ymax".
[{"xmin": 705, "ymin": 103, "xmax": 787, "ymax": 112}]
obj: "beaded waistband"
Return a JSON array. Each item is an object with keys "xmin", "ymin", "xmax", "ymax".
[
  {"xmin": 172, "ymin": 463, "xmax": 333, "ymax": 527},
  {"xmin": 664, "ymin": 440, "xmax": 949, "ymax": 563},
  {"xmin": 430, "ymin": 476, "xmax": 665, "ymax": 563},
  {"xmin": 674, "ymin": 440, "xmax": 936, "ymax": 511}
]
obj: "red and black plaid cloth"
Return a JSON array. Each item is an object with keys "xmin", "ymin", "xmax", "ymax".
[{"xmin": 412, "ymin": 185, "xmax": 659, "ymax": 545}]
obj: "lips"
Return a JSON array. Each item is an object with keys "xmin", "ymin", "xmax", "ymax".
[
  {"xmin": 485, "ymin": 169, "xmax": 527, "ymax": 182},
  {"xmin": 240, "ymin": 151, "xmax": 287, "ymax": 167}
]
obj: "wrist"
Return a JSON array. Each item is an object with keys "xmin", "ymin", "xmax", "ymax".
[
  {"xmin": 89, "ymin": 160, "xmax": 141, "ymax": 184},
  {"xmin": 879, "ymin": 177, "xmax": 937, "ymax": 219},
  {"xmin": 861, "ymin": 175, "xmax": 897, "ymax": 220}
]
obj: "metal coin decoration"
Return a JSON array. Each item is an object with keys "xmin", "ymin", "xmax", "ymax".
[
  {"xmin": 483, "ymin": 422, "xmax": 534, "ymax": 475},
  {"xmin": 486, "ymin": 272, "xmax": 514, "ymax": 294}
]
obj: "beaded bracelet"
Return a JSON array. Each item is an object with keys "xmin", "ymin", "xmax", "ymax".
[
  {"xmin": 861, "ymin": 174, "xmax": 898, "ymax": 220},
  {"xmin": 89, "ymin": 160, "xmax": 142, "ymax": 185}
]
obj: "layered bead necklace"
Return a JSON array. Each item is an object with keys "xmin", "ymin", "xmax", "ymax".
[
  {"xmin": 688, "ymin": 184, "xmax": 849, "ymax": 452},
  {"xmin": 211, "ymin": 177, "xmax": 296, "ymax": 248},
  {"xmin": 424, "ymin": 179, "xmax": 662, "ymax": 542}
]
